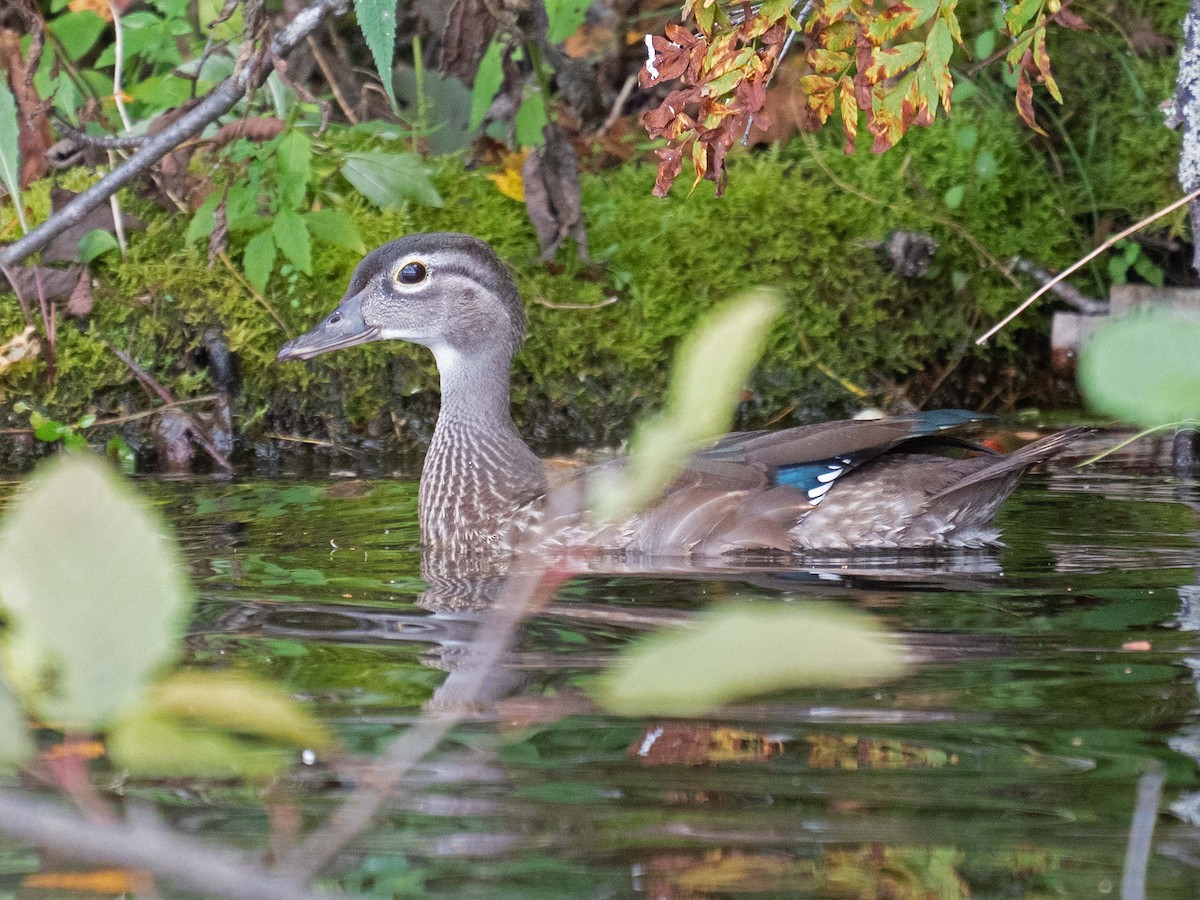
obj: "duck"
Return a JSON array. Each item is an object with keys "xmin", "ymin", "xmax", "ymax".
[{"xmin": 277, "ymin": 232, "xmax": 1081, "ymax": 557}]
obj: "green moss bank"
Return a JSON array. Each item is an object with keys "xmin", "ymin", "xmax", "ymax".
[{"xmin": 0, "ymin": 88, "xmax": 1180, "ymax": 467}]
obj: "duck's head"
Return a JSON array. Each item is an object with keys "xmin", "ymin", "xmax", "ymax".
[{"xmin": 276, "ymin": 232, "xmax": 526, "ymax": 364}]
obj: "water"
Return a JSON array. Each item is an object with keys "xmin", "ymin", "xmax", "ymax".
[{"xmin": 5, "ymin": 459, "xmax": 1200, "ymax": 897}]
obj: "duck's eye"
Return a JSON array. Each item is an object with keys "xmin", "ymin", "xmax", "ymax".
[{"xmin": 396, "ymin": 261, "xmax": 427, "ymax": 285}]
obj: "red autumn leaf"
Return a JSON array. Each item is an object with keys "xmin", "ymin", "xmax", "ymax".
[
  {"xmin": 652, "ymin": 145, "xmax": 684, "ymax": 197},
  {"xmin": 1013, "ymin": 53, "xmax": 1048, "ymax": 135}
]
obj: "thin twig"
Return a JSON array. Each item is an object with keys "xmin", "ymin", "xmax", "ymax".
[
  {"xmin": 0, "ymin": 790, "xmax": 331, "ymax": 900},
  {"xmin": 1009, "ymin": 255, "xmax": 1108, "ymax": 315},
  {"xmin": 279, "ymin": 557, "xmax": 562, "ymax": 880},
  {"xmin": 266, "ymin": 432, "xmax": 363, "ymax": 455},
  {"xmin": 109, "ymin": 3, "xmax": 134, "ymax": 133},
  {"xmin": 532, "ymin": 294, "xmax": 619, "ymax": 310},
  {"xmin": 52, "ymin": 119, "xmax": 146, "ymax": 149},
  {"xmin": 216, "ymin": 251, "xmax": 290, "ymax": 334},
  {"xmin": 304, "ymin": 34, "xmax": 357, "ymax": 124},
  {"xmin": 107, "ymin": 345, "xmax": 234, "ymax": 471},
  {"xmin": 596, "ymin": 73, "xmax": 637, "ymax": 137},
  {"xmin": 0, "ymin": 0, "xmax": 352, "ymax": 269},
  {"xmin": 976, "ymin": 186, "xmax": 1200, "ymax": 345},
  {"xmin": 1121, "ymin": 764, "xmax": 1165, "ymax": 900}
]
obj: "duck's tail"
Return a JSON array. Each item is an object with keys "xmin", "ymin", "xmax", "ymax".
[{"xmin": 929, "ymin": 426, "xmax": 1087, "ymax": 502}]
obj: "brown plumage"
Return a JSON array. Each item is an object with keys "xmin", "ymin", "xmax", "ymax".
[{"xmin": 278, "ymin": 232, "xmax": 1082, "ymax": 556}]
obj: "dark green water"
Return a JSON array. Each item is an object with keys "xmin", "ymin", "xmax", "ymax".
[{"xmin": 6, "ymin": 463, "xmax": 1200, "ymax": 897}]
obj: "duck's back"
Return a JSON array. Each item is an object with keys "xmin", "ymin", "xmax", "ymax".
[{"xmin": 557, "ymin": 414, "xmax": 1081, "ymax": 556}]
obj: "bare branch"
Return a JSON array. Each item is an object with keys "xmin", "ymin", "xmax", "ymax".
[
  {"xmin": 0, "ymin": 790, "xmax": 336, "ymax": 900},
  {"xmin": 0, "ymin": 0, "xmax": 351, "ymax": 269}
]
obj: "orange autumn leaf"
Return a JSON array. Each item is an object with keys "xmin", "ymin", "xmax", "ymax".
[
  {"xmin": 68, "ymin": 0, "xmax": 114, "ymax": 19},
  {"xmin": 24, "ymin": 868, "xmax": 153, "ymax": 894}
]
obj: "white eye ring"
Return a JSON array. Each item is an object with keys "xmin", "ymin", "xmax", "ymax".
[{"xmin": 395, "ymin": 261, "xmax": 427, "ymax": 285}]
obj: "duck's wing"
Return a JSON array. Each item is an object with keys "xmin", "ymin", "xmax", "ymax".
[
  {"xmin": 622, "ymin": 412, "xmax": 996, "ymax": 555},
  {"xmin": 698, "ymin": 410, "xmax": 996, "ymax": 503}
]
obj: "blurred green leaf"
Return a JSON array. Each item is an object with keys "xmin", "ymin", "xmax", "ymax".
[
  {"xmin": 0, "ymin": 455, "xmax": 193, "ymax": 728},
  {"xmin": 109, "ymin": 669, "xmax": 330, "ymax": 776},
  {"xmin": 144, "ymin": 669, "xmax": 331, "ymax": 750},
  {"xmin": 304, "ymin": 208, "xmax": 366, "ymax": 253},
  {"xmin": 354, "ymin": 0, "xmax": 399, "ymax": 110},
  {"xmin": 109, "ymin": 712, "xmax": 296, "ymax": 778},
  {"xmin": 1078, "ymin": 311, "xmax": 1200, "ymax": 428},
  {"xmin": 596, "ymin": 603, "xmax": 907, "ymax": 716},
  {"xmin": 341, "ymin": 152, "xmax": 443, "ymax": 209},
  {"xmin": 943, "ymin": 184, "xmax": 965, "ymax": 209},
  {"xmin": 243, "ymin": 229, "xmax": 277, "ymax": 293},
  {"xmin": 469, "ymin": 39, "xmax": 505, "ymax": 132},
  {"xmin": 591, "ymin": 290, "xmax": 781, "ymax": 520},
  {"xmin": 0, "ymin": 79, "xmax": 25, "ymax": 233},
  {"xmin": 79, "ymin": 228, "xmax": 119, "ymax": 263}
]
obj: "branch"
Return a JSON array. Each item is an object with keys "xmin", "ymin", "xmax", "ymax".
[
  {"xmin": 277, "ymin": 556, "xmax": 565, "ymax": 880},
  {"xmin": 0, "ymin": 0, "xmax": 351, "ymax": 269},
  {"xmin": 976, "ymin": 186, "xmax": 1200, "ymax": 345},
  {"xmin": 0, "ymin": 790, "xmax": 335, "ymax": 900}
]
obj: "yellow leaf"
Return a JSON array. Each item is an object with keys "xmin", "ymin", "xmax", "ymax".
[{"xmin": 486, "ymin": 150, "xmax": 529, "ymax": 202}]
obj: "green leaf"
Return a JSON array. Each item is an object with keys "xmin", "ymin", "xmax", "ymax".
[
  {"xmin": 1078, "ymin": 311, "xmax": 1200, "ymax": 428},
  {"xmin": 186, "ymin": 194, "xmax": 219, "ymax": 244},
  {"xmin": 145, "ymin": 670, "xmax": 331, "ymax": 748},
  {"xmin": 242, "ymin": 229, "xmax": 277, "ymax": 293},
  {"xmin": 108, "ymin": 669, "xmax": 330, "ymax": 777},
  {"xmin": 108, "ymin": 712, "xmax": 296, "ymax": 778},
  {"xmin": 469, "ymin": 38, "xmax": 505, "ymax": 131},
  {"xmin": 591, "ymin": 290, "xmax": 782, "ymax": 521},
  {"xmin": 544, "ymin": 0, "xmax": 592, "ymax": 43},
  {"xmin": 354, "ymin": 0, "xmax": 399, "ymax": 110},
  {"xmin": 515, "ymin": 91, "xmax": 548, "ymax": 147},
  {"xmin": 974, "ymin": 28, "xmax": 997, "ymax": 59},
  {"xmin": 1004, "ymin": 0, "xmax": 1043, "ymax": 36},
  {"xmin": 596, "ymin": 603, "xmax": 907, "ymax": 716},
  {"xmin": 340, "ymin": 152, "xmax": 443, "ymax": 209},
  {"xmin": 0, "ymin": 79, "xmax": 26, "ymax": 234},
  {"xmin": 0, "ymin": 456, "xmax": 193, "ymax": 728},
  {"xmin": 304, "ymin": 208, "xmax": 366, "ymax": 253},
  {"xmin": 106, "ymin": 436, "xmax": 136, "ymax": 474},
  {"xmin": 47, "ymin": 11, "xmax": 107, "ymax": 61},
  {"xmin": 943, "ymin": 184, "xmax": 965, "ymax": 209},
  {"xmin": 79, "ymin": 228, "xmax": 119, "ymax": 263},
  {"xmin": 33, "ymin": 420, "xmax": 68, "ymax": 442},
  {"xmin": 275, "ymin": 130, "xmax": 312, "ymax": 209},
  {"xmin": 272, "ymin": 207, "xmax": 312, "ymax": 275}
]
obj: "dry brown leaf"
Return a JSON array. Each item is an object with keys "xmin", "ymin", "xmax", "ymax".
[{"xmin": 0, "ymin": 326, "xmax": 39, "ymax": 374}]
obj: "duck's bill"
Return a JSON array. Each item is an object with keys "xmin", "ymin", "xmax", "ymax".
[{"xmin": 276, "ymin": 292, "xmax": 380, "ymax": 361}]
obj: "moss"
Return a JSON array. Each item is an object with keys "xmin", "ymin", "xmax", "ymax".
[{"xmin": 0, "ymin": 46, "xmax": 1179, "ymax": 464}]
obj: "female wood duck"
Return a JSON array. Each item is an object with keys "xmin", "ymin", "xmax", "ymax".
[{"xmin": 277, "ymin": 232, "xmax": 1080, "ymax": 556}]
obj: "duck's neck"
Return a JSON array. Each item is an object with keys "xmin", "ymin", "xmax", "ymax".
[{"xmin": 419, "ymin": 343, "xmax": 548, "ymax": 550}]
